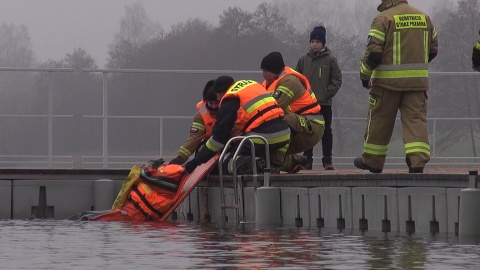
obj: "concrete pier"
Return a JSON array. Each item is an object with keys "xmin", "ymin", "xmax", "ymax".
[{"xmin": 0, "ymin": 168, "xmax": 475, "ymax": 235}]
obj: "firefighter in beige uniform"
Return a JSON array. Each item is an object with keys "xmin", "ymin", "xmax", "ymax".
[
  {"xmin": 354, "ymin": 0, "xmax": 438, "ymax": 173},
  {"xmin": 261, "ymin": 52, "xmax": 325, "ymax": 172}
]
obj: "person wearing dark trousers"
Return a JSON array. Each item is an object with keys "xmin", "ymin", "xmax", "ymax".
[{"xmin": 296, "ymin": 25, "xmax": 342, "ymax": 170}]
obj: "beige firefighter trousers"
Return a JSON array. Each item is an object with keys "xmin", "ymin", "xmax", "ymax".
[
  {"xmin": 362, "ymin": 87, "xmax": 430, "ymax": 170},
  {"xmin": 281, "ymin": 113, "xmax": 325, "ymax": 171}
]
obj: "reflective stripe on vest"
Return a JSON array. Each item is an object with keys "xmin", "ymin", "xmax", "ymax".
[{"xmin": 221, "ymin": 80, "xmax": 284, "ymax": 133}]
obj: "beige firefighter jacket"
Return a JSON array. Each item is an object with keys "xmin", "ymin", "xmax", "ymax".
[{"xmin": 360, "ymin": 0, "xmax": 439, "ymax": 91}]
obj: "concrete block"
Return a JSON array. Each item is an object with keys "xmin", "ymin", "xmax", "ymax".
[
  {"xmin": 12, "ymin": 180, "xmax": 93, "ymax": 219},
  {"xmin": 280, "ymin": 188, "xmax": 310, "ymax": 227},
  {"xmin": 447, "ymin": 188, "xmax": 461, "ymax": 236},
  {"xmin": 352, "ymin": 187, "xmax": 399, "ymax": 232},
  {"xmin": 0, "ymin": 180, "xmax": 11, "ymax": 219},
  {"xmin": 398, "ymin": 187, "xmax": 447, "ymax": 234},
  {"xmin": 309, "ymin": 187, "xmax": 352, "ymax": 229}
]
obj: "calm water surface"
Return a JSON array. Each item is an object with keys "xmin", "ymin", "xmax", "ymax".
[{"xmin": 1, "ymin": 219, "xmax": 480, "ymax": 269}]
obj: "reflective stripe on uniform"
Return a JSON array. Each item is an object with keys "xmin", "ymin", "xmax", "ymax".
[
  {"xmin": 393, "ymin": 32, "xmax": 401, "ymax": 65},
  {"xmin": 375, "ymin": 63, "xmax": 428, "ymax": 71},
  {"xmin": 360, "ymin": 62, "xmax": 373, "ymax": 76},
  {"xmin": 277, "ymin": 85, "xmax": 294, "ymax": 99},
  {"xmin": 424, "ymin": 31, "xmax": 429, "ymax": 64},
  {"xmin": 372, "ymin": 69, "xmax": 428, "ymax": 79},
  {"xmin": 191, "ymin": 121, "xmax": 205, "ymax": 131},
  {"xmin": 405, "ymin": 142, "xmax": 430, "ymax": 155},
  {"xmin": 305, "ymin": 114, "xmax": 325, "ymax": 126},
  {"xmin": 206, "ymin": 137, "xmax": 224, "ymax": 152},
  {"xmin": 369, "ymin": 29, "xmax": 385, "ymax": 41},
  {"xmin": 363, "ymin": 142, "xmax": 388, "ymax": 156},
  {"xmin": 179, "ymin": 146, "xmax": 192, "ymax": 157},
  {"xmin": 248, "ymin": 129, "xmax": 290, "ymax": 145}
]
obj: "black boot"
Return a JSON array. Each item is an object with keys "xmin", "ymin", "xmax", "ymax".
[
  {"xmin": 406, "ymin": 157, "xmax": 424, "ymax": 173},
  {"xmin": 353, "ymin": 157, "xmax": 382, "ymax": 173}
]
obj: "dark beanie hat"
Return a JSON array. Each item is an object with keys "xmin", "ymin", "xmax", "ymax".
[
  {"xmin": 202, "ymin": 80, "xmax": 217, "ymax": 102},
  {"xmin": 310, "ymin": 26, "xmax": 326, "ymax": 45},
  {"xmin": 260, "ymin": 52, "xmax": 285, "ymax": 74},
  {"xmin": 213, "ymin": 76, "xmax": 234, "ymax": 94}
]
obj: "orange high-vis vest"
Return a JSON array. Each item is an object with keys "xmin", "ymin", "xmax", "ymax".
[
  {"xmin": 129, "ymin": 164, "xmax": 184, "ymax": 219},
  {"xmin": 196, "ymin": 101, "xmax": 216, "ymax": 137},
  {"xmin": 263, "ymin": 66, "xmax": 321, "ymax": 115},
  {"xmin": 220, "ymin": 80, "xmax": 284, "ymax": 133}
]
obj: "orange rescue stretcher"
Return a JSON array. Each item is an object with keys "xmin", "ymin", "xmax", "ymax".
[{"xmin": 69, "ymin": 154, "xmax": 219, "ymax": 222}]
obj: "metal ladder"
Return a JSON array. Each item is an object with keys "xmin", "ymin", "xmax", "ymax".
[{"xmin": 217, "ymin": 135, "xmax": 272, "ymax": 227}]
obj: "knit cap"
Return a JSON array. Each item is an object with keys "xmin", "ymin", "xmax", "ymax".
[
  {"xmin": 213, "ymin": 76, "xmax": 235, "ymax": 94},
  {"xmin": 260, "ymin": 52, "xmax": 285, "ymax": 74},
  {"xmin": 310, "ymin": 26, "xmax": 326, "ymax": 45}
]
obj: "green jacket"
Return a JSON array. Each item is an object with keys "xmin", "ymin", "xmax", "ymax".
[{"xmin": 295, "ymin": 47, "xmax": 342, "ymax": 106}]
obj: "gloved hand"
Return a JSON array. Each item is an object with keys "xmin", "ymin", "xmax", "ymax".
[
  {"xmin": 184, "ymin": 159, "xmax": 199, "ymax": 174},
  {"xmin": 169, "ymin": 156, "xmax": 186, "ymax": 165},
  {"xmin": 361, "ymin": 79, "xmax": 371, "ymax": 89},
  {"xmin": 146, "ymin": 158, "xmax": 165, "ymax": 169}
]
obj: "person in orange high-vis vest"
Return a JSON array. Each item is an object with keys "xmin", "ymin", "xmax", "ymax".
[
  {"xmin": 170, "ymin": 80, "xmax": 218, "ymax": 165},
  {"xmin": 184, "ymin": 76, "xmax": 291, "ymax": 174},
  {"xmin": 261, "ymin": 52, "xmax": 325, "ymax": 172},
  {"xmin": 89, "ymin": 161, "xmax": 185, "ymax": 222}
]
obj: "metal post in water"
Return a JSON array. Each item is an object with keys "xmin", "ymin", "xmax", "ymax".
[{"xmin": 459, "ymin": 171, "xmax": 480, "ymax": 236}]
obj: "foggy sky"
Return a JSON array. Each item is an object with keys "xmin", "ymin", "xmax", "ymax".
[{"xmin": 1, "ymin": 0, "xmax": 439, "ymax": 68}]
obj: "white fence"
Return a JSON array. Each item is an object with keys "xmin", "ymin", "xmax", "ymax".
[{"xmin": 0, "ymin": 68, "xmax": 479, "ymax": 169}]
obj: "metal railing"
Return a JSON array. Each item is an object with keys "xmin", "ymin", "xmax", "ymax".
[{"xmin": 0, "ymin": 68, "xmax": 478, "ymax": 169}]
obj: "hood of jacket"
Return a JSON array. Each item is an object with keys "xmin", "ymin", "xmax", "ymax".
[{"xmin": 307, "ymin": 46, "xmax": 332, "ymax": 58}]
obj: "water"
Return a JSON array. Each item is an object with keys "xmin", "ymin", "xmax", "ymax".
[{"xmin": 1, "ymin": 220, "xmax": 480, "ymax": 270}]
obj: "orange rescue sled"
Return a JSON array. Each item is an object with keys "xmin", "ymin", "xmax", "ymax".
[{"xmin": 158, "ymin": 153, "xmax": 220, "ymax": 221}]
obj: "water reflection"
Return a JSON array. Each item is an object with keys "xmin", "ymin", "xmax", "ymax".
[{"xmin": 0, "ymin": 220, "xmax": 480, "ymax": 269}]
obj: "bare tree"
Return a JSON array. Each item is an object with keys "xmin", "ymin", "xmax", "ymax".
[
  {"xmin": 0, "ymin": 23, "xmax": 34, "ymax": 67},
  {"xmin": 107, "ymin": 2, "xmax": 163, "ymax": 68},
  {"xmin": 218, "ymin": 7, "xmax": 254, "ymax": 39},
  {"xmin": 0, "ymin": 23, "xmax": 36, "ymax": 114}
]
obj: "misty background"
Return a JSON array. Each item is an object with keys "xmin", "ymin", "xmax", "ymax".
[{"xmin": 0, "ymin": 0, "xmax": 479, "ymax": 169}]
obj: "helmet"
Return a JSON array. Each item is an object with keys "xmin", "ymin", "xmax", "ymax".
[{"xmin": 377, "ymin": 0, "xmax": 400, "ymax": 12}]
